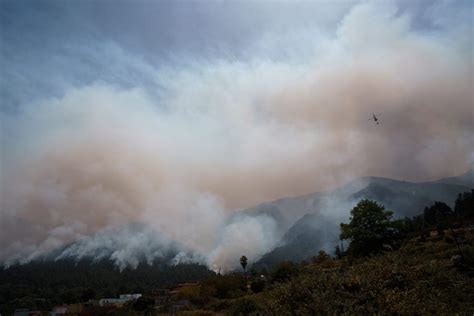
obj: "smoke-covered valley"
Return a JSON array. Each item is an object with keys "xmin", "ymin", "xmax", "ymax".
[
  {"xmin": 1, "ymin": 1, "xmax": 473, "ymax": 271},
  {"xmin": 2, "ymin": 168, "xmax": 472, "ymax": 271}
]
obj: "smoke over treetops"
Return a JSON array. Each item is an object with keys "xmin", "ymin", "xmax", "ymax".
[{"xmin": 0, "ymin": 1, "xmax": 472, "ymax": 270}]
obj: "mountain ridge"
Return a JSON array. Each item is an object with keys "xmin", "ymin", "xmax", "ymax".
[
  {"xmin": 5, "ymin": 169, "xmax": 472, "ymax": 269},
  {"xmin": 253, "ymin": 168, "xmax": 473, "ymax": 267}
]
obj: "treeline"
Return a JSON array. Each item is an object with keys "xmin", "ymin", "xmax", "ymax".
[
  {"xmin": 0, "ymin": 259, "xmax": 214, "ymax": 314},
  {"xmin": 338, "ymin": 189, "xmax": 474, "ymax": 257}
]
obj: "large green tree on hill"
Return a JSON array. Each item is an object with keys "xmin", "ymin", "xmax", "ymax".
[
  {"xmin": 423, "ymin": 201, "xmax": 453, "ymax": 226},
  {"xmin": 340, "ymin": 199, "xmax": 396, "ymax": 256},
  {"xmin": 454, "ymin": 190, "xmax": 474, "ymax": 218}
]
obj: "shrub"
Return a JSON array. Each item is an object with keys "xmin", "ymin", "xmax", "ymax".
[
  {"xmin": 230, "ymin": 297, "xmax": 261, "ymax": 316},
  {"xmin": 462, "ymin": 245, "xmax": 474, "ymax": 268},
  {"xmin": 250, "ymin": 278, "xmax": 265, "ymax": 293},
  {"xmin": 271, "ymin": 261, "xmax": 300, "ymax": 283},
  {"xmin": 312, "ymin": 250, "xmax": 331, "ymax": 264},
  {"xmin": 202, "ymin": 273, "xmax": 244, "ymax": 299}
]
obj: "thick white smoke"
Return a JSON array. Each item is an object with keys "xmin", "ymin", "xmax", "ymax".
[{"xmin": 1, "ymin": 2, "xmax": 472, "ymax": 269}]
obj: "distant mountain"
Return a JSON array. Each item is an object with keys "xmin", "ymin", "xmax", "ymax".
[
  {"xmin": 256, "ymin": 213, "xmax": 338, "ymax": 267},
  {"xmin": 253, "ymin": 169, "xmax": 473, "ymax": 268},
  {"xmin": 7, "ymin": 169, "xmax": 472, "ymax": 271},
  {"xmin": 433, "ymin": 168, "xmax": 474, "ymax": 187},
  {"xmin": 348, "ymin": 168, "xmax": 472, "ymax": 219},
  {"xmin": 349, "ymin": 177, "xmax": 469, "ymax": 218}
]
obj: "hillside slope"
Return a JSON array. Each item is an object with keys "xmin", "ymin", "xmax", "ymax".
[
  {"xmin": 254, "ymin": 169, "xmax": 473, "ymax": 266},
  {"xmin": 254, "ymin": 236, "xmax": 474, "ymax": 315}
]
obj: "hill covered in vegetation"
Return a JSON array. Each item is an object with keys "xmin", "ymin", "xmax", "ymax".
[
  {"xmin": 0, "ymin": 260, "xmax": 214, "ymax": 314},
  {"xmin": 2, "ymin": 190, "xmax": 473, "ymax": 315},
  {"xmin": 144, "ymin": 224, "xmax": 474, "ymax": 315},
  {"xmin": 246, "ymin": 238, "xmax": 474, "ymax": 314},
  {"xmin": 248, "ymin": 169, "xmax": 473, "ymax": 267},
  {"xmin": 166, "ymin": 191, "xmax": 474, "ymax": 314}
]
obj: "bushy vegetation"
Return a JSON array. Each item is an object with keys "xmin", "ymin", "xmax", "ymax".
[
  {"xmin": 174, "ymin": 229, "xmax": 474, "ymax": 315},
  {"xmin": 258, "ymin": 239, "xmax": 474, "ymax": 315},
  {"xmin": 172, "ymin": 234, "xmax": 473, "ymax": 315},
  {"xmin": 174, "ymin": 193, "xmax": 474, "ymax": 314}
]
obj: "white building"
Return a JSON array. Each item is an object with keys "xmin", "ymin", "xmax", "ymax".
[
  {"xmin": 119, "ymin": 294, "xmax": 142, "ymax": 300},
  {"xmin": 99, "ymin": 294, "xmax": 142, "ymax": 306}
]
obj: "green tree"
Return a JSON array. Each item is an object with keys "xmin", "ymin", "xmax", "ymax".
[
  {"xmin": 271, "ymin": 261, "xmax": 300, "ymax": 283},
  {"xmin": 454, "ymin": 190, "xmax": 474, "ymax": 218},
  {"xmin": 340, "ymin": 199, "xmax": 395, "ymax": 256},
  {"xmin": 423, "ymin": 201, "xmax": 453, "ymax": 226}
]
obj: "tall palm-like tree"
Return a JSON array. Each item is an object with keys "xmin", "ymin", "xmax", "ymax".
[{"xmin": 240, "ymin": 255, "xmax": 248, "ymax": 290}]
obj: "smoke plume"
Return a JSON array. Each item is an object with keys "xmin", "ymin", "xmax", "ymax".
[{"xmin": 1, "ymin": 1, "xmax": 472, "ymax": 269}]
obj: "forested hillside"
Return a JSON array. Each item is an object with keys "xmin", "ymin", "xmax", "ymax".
[{"xmin": 0, "ymin": 260, "xmax": 213, "ymax": 314}]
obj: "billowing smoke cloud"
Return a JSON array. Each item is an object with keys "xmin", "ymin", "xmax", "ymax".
[{"xmin": 1, "ymin": 1, "xmax": 472, "ymax": 269}]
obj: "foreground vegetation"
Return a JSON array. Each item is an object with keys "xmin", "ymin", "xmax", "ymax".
[
  {"xmin": 257, "ymin": 241, "xmax": 474, "ymax": 314},
  {"xmin": 171, "ymin": 233, "xmax": 474, "ymax": 315},
  {"xmin": 173, "ymin": 191, "xmax": 474, "ymax": 314}
]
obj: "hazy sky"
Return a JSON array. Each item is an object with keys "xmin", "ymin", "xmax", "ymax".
[{"xmin": 1, "ymin": 0, "xmax": 473, "ymax": 268}]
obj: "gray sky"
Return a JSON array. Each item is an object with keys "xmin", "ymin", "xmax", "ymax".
[
  {"xmin": 0, "ymin": 0, "xmax": 354, "ymax": 109},
  {"xmin": 3, "ymin": 0, "xmax": 469, "ymax": 110}
]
